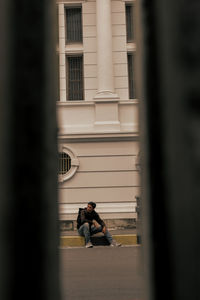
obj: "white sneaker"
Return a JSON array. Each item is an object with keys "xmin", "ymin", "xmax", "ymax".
[
  {"xmin": 110, "ymin": 240, "xmax": 121, "ymax": 247},
  {"xmin": 85, "ymin": 241, "xmax": 93, "ymax": 248}
]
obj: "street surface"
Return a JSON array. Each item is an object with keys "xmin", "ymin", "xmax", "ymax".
[{"xmin": 59, "ymin": 246, "xmax": 144, "ymax": 300}]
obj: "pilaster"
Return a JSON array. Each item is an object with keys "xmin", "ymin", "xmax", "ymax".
[{"xmin": 94, "ymin": 0, "xmax": 120, "ymax": 131}]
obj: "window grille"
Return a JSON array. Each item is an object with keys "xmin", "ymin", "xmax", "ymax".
[
  {"xmin": 67, "ymin": 56, "xmax": 84, "ymax": 100},
  {"xmin": 128, "ymin": 53, "xmax": 135, "ymax": 99},
  {"xmin": 126, "ymin": 4, "xmax": 134, "ymax": 42},
  {"xmin": 66, "ymin": 7, "xmax": 82, "ymax": 43},
  {"xmin": 59, "ymin": 152, "xmax": 71, "ymax": 174}
]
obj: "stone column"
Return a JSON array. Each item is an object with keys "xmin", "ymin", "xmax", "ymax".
[
  {"xmin": 94, "ymin": 0, "xmax": 120, "ymax": 131},
  {"xmin": 95, "ymin": 0, "xmax": 117, "ymax": 98}
]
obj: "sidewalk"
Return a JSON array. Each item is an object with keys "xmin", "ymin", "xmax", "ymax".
[
  {"xmin": 60, "ymin": 246, "xmax": 144, "ymax": 300},
  {"xmin": 60, "ymin": 228, "xmax": 138, "ymax": 247}
]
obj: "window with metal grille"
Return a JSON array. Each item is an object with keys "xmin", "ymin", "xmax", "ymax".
[
  {"xmin": 65, "ymin": 7, "xmax": 82, "ymax": 43},
  {"xmin": 126, "ymin": 4, "xmax": 134, "ymax": 42},
  {"xmin": 59, "ymin": 152, "xmax": 71, "ymax": 174},
  {"xmin": 128, "ymin": 53, "xmax": 135, "ymax": 99},
  {"xmin": 67, "ymin": 56, "xmax": 84, "ymax": 100}
]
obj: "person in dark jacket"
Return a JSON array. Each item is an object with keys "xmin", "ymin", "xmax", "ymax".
[{"xmin": 77, "ymin": 201, "xmax": 121, "ymax": 248}]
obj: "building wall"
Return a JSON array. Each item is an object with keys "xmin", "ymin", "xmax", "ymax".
[
  {"xmin": 83, "ymin": 0, "xmax": 97, "ymax": 101},
  {"xmin": 56, "ymin": 0, "xmax": 139, "ymax": 223},
  {"xmin": 59, "ymin": 139, "xmax": 140, "ymax": 220}
]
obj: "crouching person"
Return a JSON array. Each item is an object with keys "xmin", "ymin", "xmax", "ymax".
[{"xmin": 77, "ymin": 202, "xmax": 121, "ymax": 248}]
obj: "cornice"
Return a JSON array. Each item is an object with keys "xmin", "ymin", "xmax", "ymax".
[
  {"xmin": 122, "ymin": 0, "xmax": 136, "ymax": 3},
  {"xmin": 57, "ymin": 101, "xmax": 94, "ymax": 106},
  {"xmin": 57, "ymin": 0, "xmax": 87, "ymax": 4},
  {"xmin": 56, "ymin": 99, "xmax": 139, "ymax": 106},
  {"xmin": 58, "ymin": 131, "xmax": 139, "ymax": 143}
]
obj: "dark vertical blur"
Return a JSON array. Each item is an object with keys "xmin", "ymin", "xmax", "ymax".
[
  {"xmin": 137, "ymin": 0, "xmax": 200, "ymax": 300},
  {"xmin": 0, "ymin": 0, "xmax": 60, "ymax": 299}
]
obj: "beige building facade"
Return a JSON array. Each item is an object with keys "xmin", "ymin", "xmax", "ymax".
[{"xmin": 56, "ymin": 0, "xmax": 140, "ymax": 228}]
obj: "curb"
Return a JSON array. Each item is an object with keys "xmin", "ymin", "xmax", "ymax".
[{"xmin": 60, "ymin": 234, "xmax": 138, "ymax": 247}]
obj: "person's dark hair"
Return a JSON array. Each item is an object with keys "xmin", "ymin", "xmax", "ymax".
[{"xmin": 88, "ymin": 201, "xmax": 96, "ymax": 209}]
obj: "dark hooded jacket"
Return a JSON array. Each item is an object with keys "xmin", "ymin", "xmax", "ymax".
[{"xmin": 77, "ymin": 207, "xmax": 105, "ymax": 230}]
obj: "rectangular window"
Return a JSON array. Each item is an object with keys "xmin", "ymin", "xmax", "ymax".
[
  {"xmin": 128, "ymin": 53, "xmax": 135, "ymax": 99},
  {"xmin": 65, "ymin": 7, "xmax": 82, "ymax": 43},
  {"xmin": 66, "ymin": 56, "xmax": 84, "ymax": 100},
  {"xmin": 126, "ymin": 4, "xmax": 134, "ymax": 42}
]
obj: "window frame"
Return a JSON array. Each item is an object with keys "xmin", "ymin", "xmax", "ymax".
[
  {"xmin": 127, "ymin": 52, "xmax": 136, "ymax": 100},
  {"xmin": 66, "ymin": 54, "xmax": 84, "ymax": 101},
  {"xmin": 58, "ymin": 146, "xmax": 79, "ymax": 182},
  {"xmin": 125, "ymin": 3, "xmax": 134, "ymax": 43},
  {"xmin": 58, "ymin": 152, "xmax": 72, "ymax": 175},
  {"xmin": 65, "ymin": 5, "xmax": 83, "ymax": 44}
]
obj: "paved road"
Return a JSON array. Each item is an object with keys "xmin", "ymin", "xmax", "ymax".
[{"xmin": 59, "ymin": 246, "xmax": 144, "ymax": 300}]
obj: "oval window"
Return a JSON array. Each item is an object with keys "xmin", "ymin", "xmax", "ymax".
[
  {"xmin": 59, "ymin": 152, "xmax": 71, "ymax": 174},
  {"xmin": 58, "ymin": 146, "xmax": 79, "ymax": 182}
]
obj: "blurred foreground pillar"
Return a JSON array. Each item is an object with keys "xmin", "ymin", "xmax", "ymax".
[
  {"xmin": 0, "ymin": 0, "xmax": 60, "ymax": 299},
  {"xmin": 137, "ymin": 1, "xmax": 200, "ymax": 300}
]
